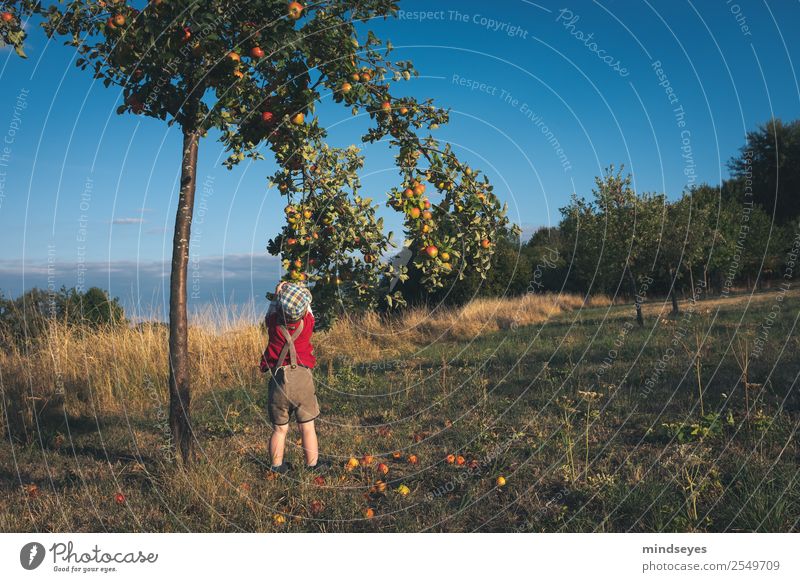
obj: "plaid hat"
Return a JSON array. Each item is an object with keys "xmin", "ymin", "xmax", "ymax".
[{"xmin": 277, "ymin": 282, "xmax": 312, "ymax": 322}]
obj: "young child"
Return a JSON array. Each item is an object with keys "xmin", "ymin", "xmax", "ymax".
[{"xmin": 259, "ymin": 281, "xmax": 325, "ymax": 473}]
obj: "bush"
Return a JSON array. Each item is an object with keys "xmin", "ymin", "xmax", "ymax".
[{"xmin": 0, "ymin": 286, "xmax": 125, "ymax": 346}]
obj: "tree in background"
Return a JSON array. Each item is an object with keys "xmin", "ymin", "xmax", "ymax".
[
  {"xmin": 729, "ymin": 119, "xmax": 800, "ymax": 224},
  {"xmin": 562, "ymin": 167, "xmax": 662, "ymax": 326},
  {"xmin": 657, "ymin": 191, "xmax": 712, "ymax": 314},
  {"xmin": 8, "ymin": 0, "xmax": 510, "ymax": 463},
  {"xmin": 0, "ymin": 286, "xmax": 125, "ymax": 346},
  {"xmin": 524, "ymin": 226, "xmax": 569, "ymax": 295}
]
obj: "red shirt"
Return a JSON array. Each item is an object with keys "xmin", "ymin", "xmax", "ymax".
[{"xmin": 260, "ymin": 311, "xmax": 317, "ymax": 371}]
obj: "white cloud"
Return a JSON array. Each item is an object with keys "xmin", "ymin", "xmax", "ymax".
[{"xmin": 112, "ymin": 217, "xmax": 145, "ymax": 225}]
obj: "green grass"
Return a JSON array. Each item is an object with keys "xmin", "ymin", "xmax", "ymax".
[{"xmin": 2, "ymin": 291, "xmax": 798, "ymax": 532}]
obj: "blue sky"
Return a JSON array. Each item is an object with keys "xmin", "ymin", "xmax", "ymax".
[{"xmin": 1, "ymin": 0, "xmax": 798, "ymax": 316}]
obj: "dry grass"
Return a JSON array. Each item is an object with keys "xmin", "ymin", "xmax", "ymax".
[
  {"xmin": 0, "ymin": 292, "xmax": 607, "ymax": 438},
  {"xmin": 318, "ymin": 293, "xmax": 611, "ymax": 362},
  {"xmin": 2, "ymin": 289, "xmax": 797, "ymax": 532}
]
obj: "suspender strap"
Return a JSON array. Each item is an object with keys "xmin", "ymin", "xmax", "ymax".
[{"xmin": 276, "ymin": 320, "xmax": 304, "ymax": 369}]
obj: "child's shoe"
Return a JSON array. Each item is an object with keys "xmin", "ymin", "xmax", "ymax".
[
  {"xmin": 307, "ymin": 458, "xmax": 330, "ymax": 473},
  {"xmin": 269, "ymin": 462, "xmax": 292, "ymax": 475}
]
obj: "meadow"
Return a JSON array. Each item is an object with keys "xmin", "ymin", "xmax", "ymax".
[{"xmin": 1, "ymin": 289, "xmax": 798, "ymax": 532}]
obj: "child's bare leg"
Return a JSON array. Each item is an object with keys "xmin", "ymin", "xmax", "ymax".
[
  {"xmin": 298, "ymin": 420, "xmax": 319, "ymax": 466},
  {"xmin": 269, "ymin": 423, "xmax": 289, "ymax": 466}
]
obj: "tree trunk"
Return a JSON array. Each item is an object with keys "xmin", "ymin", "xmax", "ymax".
[
  {"xmin": 627, "ymin": 266, "xmax": 644, "ymax": 327},
  {"xmin": 669, "ymin": 266, "xmax": 680, "ymax": 315},
  {"xmin": 169, "ymin": 129, "xmax": 200, "ymax": 465}
]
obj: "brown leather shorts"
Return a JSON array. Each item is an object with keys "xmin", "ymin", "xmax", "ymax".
[{"xmin": 267, "ymin": 366, "xmax": 320, "ymax": 425}]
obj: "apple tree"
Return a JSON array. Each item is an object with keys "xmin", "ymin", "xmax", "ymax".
[
  {"xmin": 13, "ymin": 0, "xmax": 511, "ymax": 463},
  {"xmin": 0, "ymin": 0, "xmax": 38, "ymax": 56}
]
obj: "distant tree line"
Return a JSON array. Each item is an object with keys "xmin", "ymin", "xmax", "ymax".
[
  {"xmin": 0, "ymin": 286, "xmax": 125, "ymax": 346},
  {"xmin": 402, "ymin": 119, "xmax": 800, "ymax": 324}
]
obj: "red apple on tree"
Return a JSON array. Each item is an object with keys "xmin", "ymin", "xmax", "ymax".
[
  {"xmin": 425, "ymin": 245, "xmax": 438, "ymax": 258},
  {"xmin": 250, "ymin": 46, "xmax": 265, "ymax": 59},
  {"xmin": 287, "ymin": 2, "xmax": 304, "ymax": 19}
]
